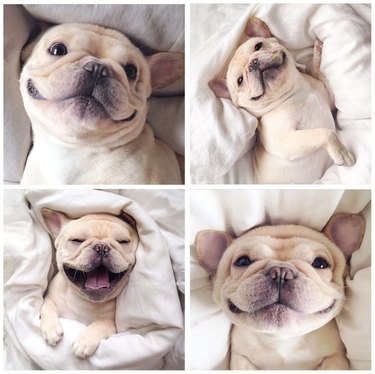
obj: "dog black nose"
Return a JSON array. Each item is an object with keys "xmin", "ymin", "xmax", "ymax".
[
  {"xmin": 249, "ymin": 58, "xmax": 259, "ymax": 72},
  {"xmin": 92, "ymin": 243, "xmax": 110, "ymax": 257},
  {"xmin": 83, "ymin": 61, "xmax": 110, "ymax": 78},
  {"xmin": 266, "ymin": 266, "xmax": 296, "ymax": 286}
]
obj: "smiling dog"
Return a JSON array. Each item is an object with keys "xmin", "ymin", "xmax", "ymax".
[
  {"xmin": 40, "ymin": 209, "xmax": 139, "ymax": 358},
  {"xmin": 195, "ymin": 213, "xmax": 365, "ymax": 369},
  {"xmin": 209, "ymin": 17, "xmax": 354, "ymax": 183},
  {"xmin": 20, "ymin": 23, "xmax": 183, "ymax": 184}
]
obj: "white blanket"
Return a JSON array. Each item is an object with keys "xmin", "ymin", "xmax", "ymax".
[
  {"xmin": 4, "ymin": 189, "xmax": 184, "ymax": 369},
  {"xmin": 4, "ymin": 4, "xmax": 185, "ymax": 184},
  {"xmin": 190, "ymin": 4, "xmax": 371, "ymax": 184},
  {"xmin": 190, "ymin": 190, "xmax": 371, "ymax": 369}
]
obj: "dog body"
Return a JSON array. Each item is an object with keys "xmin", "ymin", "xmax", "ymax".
[
  {"xmin": 209, "ymin": 17, "xmax": 354, "ymax": 183},
  {"xmin": 195, "ymin": 214, "xmax": 365, "ymax": 369},
  {"xmin": 20, "ymin": 23, "xmax": 183, "ymax": 184},
  {"xmin": 41, "ymin": 209, "xmax": 139, "ymax": 358}
]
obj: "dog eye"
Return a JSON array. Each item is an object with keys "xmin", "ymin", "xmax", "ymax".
[
  {"xmin": 234, "ymin": 255, "xmax": 251, "ymax": 267},
  {"xmin": 124, "ymin": 64, "xmax": 137, "ymax": 80},
  {"xmin": 71, "ymin": 239, "xmax": 84, "ymax": 243},
  {"xmin": 254, "ymin": 42, "xmax": 263, "ymax": 51},
  {"xmin": 237, "ymin": 76, "xmax": 243, "ymax": 86},
  {"xmin": 49, "ymin": 42, "xmax": 68, "ymax": 56},
  {"xmin": 118, "ymin": 239, "xmax": 130, "ymax": 244},
  {"xmin": 312, "ymin": 257, "xmax": 330, "ymax": 269}
]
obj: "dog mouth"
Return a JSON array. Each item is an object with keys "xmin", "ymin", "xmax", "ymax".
[
  {"xmin": 64, "ymin": 264, "xmax": 128, "ymax": 291},
  {"xmin": 250, "ymin": 51, "xmax": 286, "ymax": 101},
  {"xmin": 227, "ymin": 298, "xmax": 336, "ymax": 315},
  {"xmin": 26, "ymin": 79, "xmax": 137, "ymax": 122}
]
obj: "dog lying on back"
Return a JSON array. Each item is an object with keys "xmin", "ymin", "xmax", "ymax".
[
  {"xmin": 195, "ymin": 213, "xmax": 365, "ymax": 369},
  {"xmin": 210, "ymin": 17, "xmax": 354, "ymax": 183},
  {"xmin": 20, "ymin": 23, "xmax": 184, "ymax": 184}
]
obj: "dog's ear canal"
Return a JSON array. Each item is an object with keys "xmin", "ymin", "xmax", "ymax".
[
  {"xmin": 323, "ymin": 213, "xmax": 365, "ymax": 260},
  {"xmin": 41, "ymin": 208, "xmax": 72, "ymax": 238},
  {"xmin": 244, "ymin": 16, "xmax": 273, "ymax": 39},
  {"xmin": 195, "ymin": 230, "xmax": 233, "ymax": 275},
  {"xmin": 147, "ymin": 52, "xmax": 184, "ymax": 89},
  {"xmin": 208, "ymin": 78, "xmax": 231, "ymax": 99}
]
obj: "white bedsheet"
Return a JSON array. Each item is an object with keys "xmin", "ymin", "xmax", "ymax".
[
  {"xmin": 4, "ymin": 189, "xmax": 184, "ymax": 369},
  {"xmin": 190, "ymin": 190, "xmax": 371, "ymax": 369},
  {"xmin": 190, "ymin": 4, "xmax": 371, "ymax": 184}
]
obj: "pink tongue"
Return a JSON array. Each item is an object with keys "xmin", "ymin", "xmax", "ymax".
[{"xmin": 85, "ymin": 267, "xmax": 110, "ymax": 290}]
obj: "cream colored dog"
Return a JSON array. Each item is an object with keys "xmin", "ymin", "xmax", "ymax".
[
  {"xmin": 41, "ymin": 209, "xmax": 139, "ymax": 358},
  {"xmin": 209, "ymin": 17, "xmax": 354, "ymax": 183},
  {"xmin": 195, "ymin": 213, "xmax": 365, "ymax": 369},
  {"xmin": 20, "ymin": 23, "xmax": 183, "ymax": 184}
]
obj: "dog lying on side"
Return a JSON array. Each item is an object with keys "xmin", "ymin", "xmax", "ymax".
[
  {"xmin": 41, "ymin": 209, "xmax": 139, "ymax": 358},
  {"xmin": 209, "ymin": 17, "xmax": 354, "ymax": 183},
  {"xmin": 195, "ymin": 213, "xmax": 365, "ymax": 369},
  {"xmin": 20, "ymin": 23, "xmax": 184, "ymax": 184}
]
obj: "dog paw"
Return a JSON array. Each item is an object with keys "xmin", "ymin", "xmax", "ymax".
[
  {"xmin": 72, "ymin": 334, "xmax": 100, "ymax": 359},
  {"xmin": 332, "ymin": 146, "xmax": 355, "ymax": 166},
  {"xmin": 314, "ymin": 39, "xmax": 323, "ymax": 55},
  {"xmin": 41, "ymin": 320, "xmax": 64, "ymax": 346}
]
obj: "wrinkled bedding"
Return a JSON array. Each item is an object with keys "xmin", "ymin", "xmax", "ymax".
[
  {"xmin": 190, "ymin": 4, "xmax": 371, "ymax": 184},
  {"xmin": 190, "ymin": 189, "xmax": 371, "ymax": 369},
  {"xmin": 4, "ymin": 4, "xmax": 185, "ymax": 184},
  {"xmin": 4, "ymin": 189, "xmax": 185, "ymax": 369}
]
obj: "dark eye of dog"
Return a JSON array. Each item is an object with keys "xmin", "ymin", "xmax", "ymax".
[
  {"xmin": 254, "ymin": 42, "xmax": 263, "ymax": 51},
  {"xmin": 118, "ymin": 239, "xmax": 130, "ymax": 244},
  {"xmin": 237, "ymin": 76, "xmax": 243, "ymax": 86},
  {"xmin": 312, "ymin": 257, "xmax": 329, "ymax": 269},
  {"xmin": 49, "ymin": 43, "xmax": 68, "ymax": 56},
  {"xmin": 234, "ymin": 255, "xmax": 251, "ymax": 267},
  {"xmin": 71, "ymin": 238, "xmax": 84, "ymax": 243},
  {"xmin": 124, "ymin": 64, "xmax": 137, "ymax": 80}
]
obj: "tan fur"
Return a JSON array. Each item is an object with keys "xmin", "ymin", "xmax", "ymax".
[
  {"xmin": 41, "ymin": 210, "xmax": 139, "ymax": 358},
  {"xmin": 20, "ymin": 23, "xmax": 183, "ymax": 184}
]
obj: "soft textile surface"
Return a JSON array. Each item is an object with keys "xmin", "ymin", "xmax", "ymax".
[
  {"xmin": 4, "ymin": 4, "xmax": 184, "ymax": 184},
  {"xmin": 190, "ymin": 4, "xmax": 371, "ymax": 184},
  {"xmin": 190, "ymin": 190, "xmax": 371, "ymax": 369},
  {"xmin": 4, "ymin": 189, "xmax": 184, "ymax": 369}
]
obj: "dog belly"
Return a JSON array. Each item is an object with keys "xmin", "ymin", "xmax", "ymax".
[{"xmin": 253, "ymin": 143, "xmax": 332, "ymax": 184}]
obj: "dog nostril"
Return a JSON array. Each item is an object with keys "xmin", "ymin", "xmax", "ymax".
[
  {"xmin": 83, "ymin": 61, "xmax": 110, "ymax": 77},
  {"xmin": 93, "ymin": 243, "xmax": 110, "ymax": 257},
  {"xmin": 267, "ymin": 266, "xmax": 296, "ymax": 283}
]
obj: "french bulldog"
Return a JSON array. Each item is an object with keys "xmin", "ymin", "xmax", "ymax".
[
  {"xmin": 40, "ymin": 209, "xmax": 139, "ymax": 358},
  {"xmin": 195, "ymin": 213, "xmax": 365, "ymax": 369},
  {"xmin": 209, "ymin": 17, "xmax": 354, "ymax": 183},
  {"xmin": 20, "ymin": 23, "xmax": 184, "ymax": 184}
]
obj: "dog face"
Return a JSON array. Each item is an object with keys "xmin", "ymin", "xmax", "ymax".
[
  {"xmin": 209, "ymin": 17, "xmax": 300, "ymax": 117},
  {"xmin": 195, "ymin": 214, "xmax": 364, "ymax": 338},
  {"xmin": 20, "ymin": 23, "xmax": 183, "ymax": 145},
  {"xmin": 42, "ymin": 209, "xmax": 139, "ymax": 302}
]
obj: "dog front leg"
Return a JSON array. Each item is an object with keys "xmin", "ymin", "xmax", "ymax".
[
  {"xmin": 40, "ymin": 296, "xmax": 64, "ymax": 346},
  {"xmin": 316, "ymin": 353, "xmax": 350, "ymax": 370},
  {"xmin": 72, "ymin": 319, "xmax": 117, "ymax": 359},
  {"xmin": 277, "ymin": 128, "xmax": 354, "ymax": 166}
]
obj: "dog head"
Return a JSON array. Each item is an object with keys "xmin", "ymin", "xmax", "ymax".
[
  {"xmin": 42, "ymin": 209, "xmax": 139, "ymax": 302},
  {"xmin": 195, "ymin": 214, "xmax": 365, "ymax": 338},
  {"xmin": 209, "ymin": 17, "xmax": 300, "ymax": 117},
  {"xmin": 20, "ymin": 23, "xmax": 184, "ymax": 145}
]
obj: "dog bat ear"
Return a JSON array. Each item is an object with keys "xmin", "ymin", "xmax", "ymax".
[
  {"xmin": 119, "ymin": 211, "xmax": 137, "ymax": 232},
  {"xmin": 147, "ymin": 52, "xmax": 184, "ymax": 89},
  {"xmin": 323, "ymin": 213, "xmax": 365, "ymax": 260},
  {"xmin": 195, "ymin": 230, "xmax": 233, "ymax": 275},
  {"xmin": 41, "ymin": 208, "xmax": 72, "ymax": 238},
  {"xmin": 244, "ymin": 16, "xmax": 273, "ymax": 39},
  {"xmin": 208, "ymin": 78, "xmax": 231, "ymax": 99}
]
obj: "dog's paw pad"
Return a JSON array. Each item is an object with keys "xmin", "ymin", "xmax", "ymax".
[
  {"xmin": 41, "ymin": 322, "xmax": 64, "ymax": 346},
  {"xmin": 72, "ymin": 338, "xmax": 100, "ymax": 359}
]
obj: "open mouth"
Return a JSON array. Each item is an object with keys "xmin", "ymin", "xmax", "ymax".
[{"xmin": 64, "ymin": 265, "xmax": 127, "ymax": 291}]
